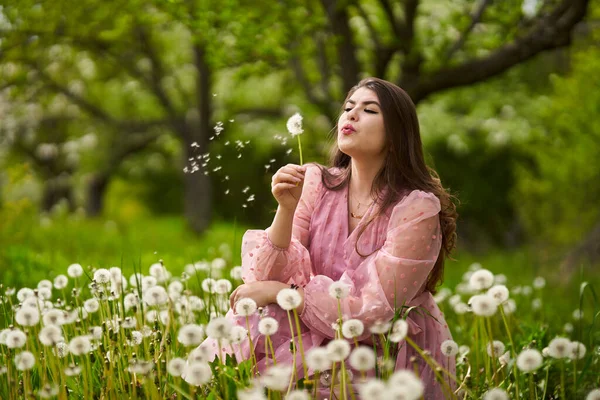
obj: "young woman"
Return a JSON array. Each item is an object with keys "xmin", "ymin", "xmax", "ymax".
[{"xmin": 203, "ymin": 77, "xmax": 458, "ymax": 398}]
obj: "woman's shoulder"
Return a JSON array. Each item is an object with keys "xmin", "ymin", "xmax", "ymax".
[{"xmin": 389, "ymin": 189, "xmax": 441, "ymax": 214}]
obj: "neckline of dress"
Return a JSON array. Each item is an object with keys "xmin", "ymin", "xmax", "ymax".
[{"xmin": 345, "ymin": 183, "xmax": 376, "ymax": 240}]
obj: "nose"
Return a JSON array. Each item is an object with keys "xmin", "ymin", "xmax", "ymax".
[{"xmin": 347, "ymin": 107, "xmax": 358, "ymax": 121}]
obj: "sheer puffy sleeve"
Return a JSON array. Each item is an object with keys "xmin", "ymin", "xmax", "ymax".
[
  {"xmin": 240, "ymin": 165, "xmax": 322, "ymax": 286},
  {"xmin": 300, "ymin": 190, "xmax": 443, "ymax": 340}
]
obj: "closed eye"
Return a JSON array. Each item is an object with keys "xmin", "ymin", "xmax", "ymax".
[{"xmin": 344, "ymin": 107, "xmax": 379, "ymax": 114}]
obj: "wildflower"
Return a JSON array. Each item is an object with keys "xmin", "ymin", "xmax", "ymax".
[
  {"xmin": 358, "ymin": 379, "xmax": 387, "ymax": 400},
  {"xmin": 469, "ymin": 294, "xmax": 498, "ymax": 317},
  {"xmin": 487, "ymin": 285, "xmax": 509, "ymax": 305},
  {"xmin": 548, "ymin": 337, "xmax": 571, "ymax": 359},
  {"xmin": 487, "ymin": 340, "xmax": 505, "ymax": 358},
  {"xmin": 573, "ymin": 309, "xmax": 584, "ymax": 320},
  {"xmin": 128, "ymin": 331, "xmax": 143, "ymax": 346},
  {"xmin": 516, "ymin": 349, "xmax": 543, "ymax": 373},
  {"xmin": 182, "ymin": 362, "xmax": 213, "ymax": 386},
  {"xmin": 329, "ymin": 281, "xmax": 350, "ymax": 299},
  {"xmin": 54, "ymin": 275, "xmax": 68, "ymax": 289},
  {"xmin": 286, "ymin": 113, "xmax": 304, "ymax": 137},
  {"xmin": 38, "ymin": 279, "xmax": 53, "ymax": 290},
  {"xmin": 43, "ymin": 309, "xmax": 65, "ymax": 326},
  {"xmin": 89, "ymin": 326, "xmax": 103, "ymax": 340},
  {"xmin": 39, "ymin": 384, "xmax": 59, "ymax": 399},
  {"xmin": 258, "ymin": 317, "xmax": 279, "ymax": 336},
  {"xmin": 64, "ymin": 364, "xmax": 81, "ymax": 376},
  {"xmin": 369, "ymin": 320, "xmax": 391, "ymax": 334},
  {"xmin": 69, "ymin": 335, "xmax": 91, "ymax": 356},
  {"xmin": 83, "ymin": 298, "xmax": 99, "ymax": 313},
  {"xmin": 238, "ymin": 386, "xmax": 268, "ymax": 400},
  {"xmin": 227, "ymin": 325, "xmax": 248, "ymax": 345},
  {"xmin": 499, "ymin": 351, "xmax": 511, "ymax": 366},
  {"xmin": 235, "ymin": 298, "xmax": 258, "ymax": 316},
  {"xmin": 67, "ymin": 263, "xmax": 84, "ymax": 278},
  {"xmin": 178, "ymin": 324, "xmax": 204, "ymax": 346},
  {"xmin": 123, "ymin": 293, "xmax": 139, "ymax": 311},
  {"xmin": 569, "ymin": 341, "xmax": 586, "ymax": 360},
  {"xmin": 149, "ymin": 262, "xmax": 170, "ymax": 282},
  {"xmin": 286, "ymin": 390, "xmax": 310, "ymax": 400},
  {"xmin": 206, "ymin": 317, "xmax": 232, "ymax": 340},
  {"xmin": 39, "ymin": 325, "xmax": 63, "ymax": 346},
  {"xmin": 276, "ymin": 288, "xmax": 302, "ymax": 310},
  {"xmin": 167, "ymin": 357, "xmax": 186, "ymax": 377},
  {"xmin": 17, "ymin": 288, "xmax": 35, "ymax": 302},
  {"xmin": 14, "ymin": 351, "xmax": 35, "ymax": 370},
  {"xmin": 342, "ymin": 319, "xmax": 364, "ymax": 339},
  {"xmin": 483, "ymin": 388, "xmax": 509, "ymax": 400},
  {"xmin": 143, "ymin": 286, "xmax": 169, "ymax": 306},
  {"xmin": 188, "ymin": 344, "xmax": 212, "ymax": 363},
  {"xmin": 501, "ymin": 299, "xmax": 517, "ymax": 314},
  {"xmin": 188, "ymin": 296, "xmax": 205, "ymax": 311},
  {"xmin": 93, "ymin": 268, "xmax": 111, "ymax": 284},
  {"xmin": 532, "ymin": 298, "xmax": 542, "ymax": 310},
  {"xmin": 494, "ymin": 274, "xmax": 507, "ymax": 284},
  {"xmin": 388, "ymin": 369, "xmax": 424, "ymax": 399},
  {"xmin": 38, "ymin": 287, "xmax": 52, "ymax": 300},
  {"xmin": 586, "ymin": 389, "xmax": 600, "ymax": 400},
  {"xmin": 532, "ymin": 276, "xmax": 546, "ymax": 289},
  {"xmin": 262, "ymin": 364, "xmax": 293, "ymax": 391},
  {"xmin": 441, "ymin": 340, "xmax": 459, "ymax": 357},
  {"xmin": 563, "ymin": 322, "xmax": 574, "ymax": 333},
  {"xmin": 522, "ymin": 286, "xmax": 532, "ymax": 296},
  {"xmin": 54, "ymin": 342, "xmax": 69, "ymax": 358},
  {"xmin": 168, "ymin": 280, "xmax": 184, "ymax": 294},
  {"xmin": 215, "ymin": 279, "xmax": 232, "ymax": 294},
  {"xmin": 389, "ymin": 319, "xmax": 409, "ymax": 343},
  {"xmin": 469, "ymin": 269, "xmax": 494, "ymax": 291},
  {"xmin": 201, "ymin": 278, "xmax": 217, "ymax": 293},
  {"xmin": 326, "ymin": 339, "xmax": 351, "ymax": 362},
  {"xmin": 16, "ymin": 307, "xmax": 40, "ymax": 326},
  {"xmin": 454, "ymin": 302, "xmax": 469, "ymax": 314},
  {"xmin": 230, "ymin": 266, "xmax": 243, "ymax": 280},
  {"xmin": 306, "ymin": 347, "xmax": 331, "ymax": 371},
  {"xmin": 349, "ymin": 346, "xmax": 376, "ymax": 371},
  {"xmin": 212, "ymin": 258, "xmax": 227, "ymax": 270},
  {"xmin": 5, "ymin": 329, "xmax": 27, "ymax": 349}
]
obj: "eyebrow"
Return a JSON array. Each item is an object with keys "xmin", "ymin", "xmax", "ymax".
[{"xmin": 346, "ymin": 99, "xmax": 381, "ymax": 107}]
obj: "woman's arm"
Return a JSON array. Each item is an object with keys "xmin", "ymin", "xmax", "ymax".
[{"xmin": 266, "ymin": 205, "xmax": 296, "ymax": 249}]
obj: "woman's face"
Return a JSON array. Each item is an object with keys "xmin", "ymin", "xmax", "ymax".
[{"xmin": 337, "ymin": 87, "xmax": 386, "ymax": 161}]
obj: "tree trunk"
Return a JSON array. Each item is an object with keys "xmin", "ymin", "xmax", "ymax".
[
  {"xmin": 41, "ymin": 177, "xmax": 75, "ymax": 212},
  {"xmin": 85, "ymin": 172, "xmax": 110, "ymax": 217}
]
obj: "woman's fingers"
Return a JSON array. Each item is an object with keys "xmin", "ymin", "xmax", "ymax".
[
  {"xmin": 272, "ymin": 183, "xmax": 301, "ymax": 195},
  {"xmin": 272, "ymin": 172, "xmax": 302, "ymax": 185}
]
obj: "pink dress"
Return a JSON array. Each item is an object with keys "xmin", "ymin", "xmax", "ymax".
[{"xmin": 202, "ymin": 165, "xmax": 455, "ymax": 398}]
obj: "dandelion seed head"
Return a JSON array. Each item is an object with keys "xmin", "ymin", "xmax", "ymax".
[
  {"xmin": 6, "ymin": 329, "xmax": 27, "ymax": 348},
  {"xmin": 262, "ymin": 364, "xmax": 293, "ymax": 391},
  {"xmin": 14, "ymin": 351, "xmax": 35, "ymax": 370},
  {"xmin": 369, "ymin": 320, "xmax": 391, "ymax": 334},
  {"xmin": 230, "ymin": 266, "xmax": 243, "ymax": 280},
  {"xmin": 391, "ymin": 319, "xmax": 409, "ymax": 341},
  {"xmin": 53, "ymin": 274, "xmax": 68, "ymax": 289},
  {"xmin": 487, "ymin": 285, "xmax": 509, "ymax": 305},
  {"xmin": 206, "ymin": 317, "xmax": 232, "ymax": 340},
  {"xmin": 358, "ymin": 379, "xmax": 387, "ymax": 400},
  {"xmin": 499, "ymin": 351, "xmax": 511, "ymax": 366},
  {"xmin": 182, "ymin": 362, "xmax": 212, "ymax": 386},
  {"xmin": 235, "ymin": 298, "xmax": 258, "ymax": 317},
  {"xmin": 143, "ymin": 286, "xmax": 168, "ymax": 306},
  {"xmin": 39, "ymin": 325, "xmax": 63, "ymax": 346},
  {"xmin": 469, "ymin": 294, "xmax": 498, "ymax": 317},
  {"xmin": 286, "ymin": 113, "xmax": 304, "ymax": 137},
  {"xmin": 64, "ymin": 364, "xmax": 82, "ymax": 376},
  {"xmin": 201, "ymin": 278, "xmax": 217, "ymax": 293},
  {"xmin": 516, "ymin": 348, "xmax": 543, "ymax": 373},
  {"xmin": 67, "ymin": 263, "xmax": 84, "ymax": 278},
  {"xmin": 16, "ymin": 307, "xmax": 40, "ymax": 326},
  {"xmin": 342, "ymin": 319, "xmax": 364, "ymax": 339},
  {"xmin": 532, "ymin": 276, "xmax": 546, "ymax": 289},
  {"xmin": 167, "ymin": 357, "xmax": 186, "ymax": 377},
  {"xmin": 69, "ymin": 335, "xmax": 91, "ymax": 356},
  {"xmin": 258, "ymin": 317, "xmax": 279, "ymax": 336},
  {"xmin": 469, "ymin": 269, "xmax": 494, "ymax": 291},
  {"xmin": 569, "ymin": 341, "xmax": 586, "ymax": 360},
  {"xmin": 83, "ymin": 298, "xmax": 99, "ymax": 313},
  {"xmin": 17, "ymin": 287, "xmax": 35, "ymax": 302},
  {"xmin": 328, "ymin": 281, "xmax": 350, "ymax": 300},
  {"xmin": 586, "ymin": 389, "xmax": 600, "ymax": 400},
  {"xmin": 326, "ymin": 339, "xmax": 351, "ymax": 362},
  {"xmin": 128, "ymin": 359, "xmax": 154, "ymax": 375},
  {"xmin": 89, "ymin": 326, "xmax": 103, "ymax": 340},
  {"xmin": 93, "ymin": 268, "xmax": 111, "ymax": 284},
  {"xmin": 54, "ymin": 341, "xmax": 69, "ymax": 358},
  {"xmin": 548, "ymin": 337, "xmax": 571, "ymax": 359},
  {"xmin": 388, "ymin": 370, "xmax": 424, "ymax": 399},
  {"xmin": 502, "ymin": 299, "xmax": 517, "ymax": 314},
  {"xmin": 149, "ymin": 262, "xmax": 170, "ymax": 283},
  {"xmin": 483, "ymin": 388, "xmax": 509, "ymax": 400},
  {"xmin": 228, "ymin": 325, "xmax": 248, "ymax": 344},
  {"xmin": 306, "ymin": 347, "xmax": 330, "ymax": 371},
  {"xmin": 38, "ymin": 279, "xmax": 53, "ymax": 290},
  {"xmin": 177, "ymin": 324, "xmax": 204, "ymax": 346},
  {"xmin": 349, "ymin": 346, "xmax": 376, "ymax": 371},
  {"xmin": 441, "ymin": 340, "xmax": 459, "ymax": 357},
  {"xmin": 39, "ymin": 383, "xmax": 59, "ymax": 399},
  {"xmin": 214, "ymin": 279, "xmax": 232, "ymax": 294},
  {"xmin": 188, "ymin": 343, "xmax": 212, "ymax": 363},
  {"xmin": 276, "ymin": 288, "xmax": 302, "ymax": 310}
]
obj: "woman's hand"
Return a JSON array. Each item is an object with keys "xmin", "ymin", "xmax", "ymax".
[
  {"xmin": 229, "ymin": 281, "xmax": 288, "ymax": 311},
  {"xmin": 271, "ymin": 164, "xmax": 306, "ymax": 211}
]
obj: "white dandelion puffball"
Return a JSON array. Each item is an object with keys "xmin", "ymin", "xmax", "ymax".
[
  {"xmin": 388, "ymin": 369, "xmax": 424, "ymax": 399},
  {"xmin": 230, "ymin": 266, "xmax": 243, "ymax": 280},
  {"xmin": 469, "ymin": 294, "xmax": 498, "ymax": 317},
  {"xmin": 53, "ymin": 274, "xmax": 69, "ymax": 289},
  {"xmin": 167, "ymin": 357, "xmax": 186, "ymax": 377},
  {"xmin": 391, "ymin": 319, "xmax": 409, "ymax": 340},
  {"xmin": 516, "ymin": 348, "xmax": 543, "ymax": 373},
  {"xmin": 215, "ymin": 279, "xmax": 232, "ymax": 294},
  {"xmin": 349, "ymin": 346, "xmax": 376, "ymax": 371},
  {"xmin": 228, "ymin": 325, "xmax": 248, "ymax": 344},
  {"xmin": 212, "ymin": 257, "xmax": 227, "ymax": 270},
  {"xmin": 548, "ymin": 337, "xmax": 571, "ymax": 359},
  {"xmin": 6, "ymin": 329, "xmax": 27, "ymax": 349},
  {"xmin": 262, "ymin": 364, "xmax": 293, "ymax": 391},
  {"xmin": 149, "ymin": 262, "xmax": 169, "ymax": 282},
  {"xmin": 276, "ymin": 288, "xmax": 302, "ymax": 310},
  {"xmin": 83, "ymin": 298, "xmax": 99, "ymax": 313},
  {"xmin": 201, "ymin": 278, "xmax": 216, "ymax": 293},
  {"xmin": 483, "ymin": 387, "xmax": 509, "ymax": 400},
  {"xmin": 16, "ymin": 307, "xmax": 40, "ymax": 327},
  {"xmin": 441, "ymin": 340, "xmax": 459, "ymax": 357},
  {"xmin": 306, "ymin": 347, "xmax": 331, "ymax": 371},
  {"xmin": 358, "ymin": 379, "xmax": 387, "ymax": 400},
  {"xmin": 258, "ymin": 317, "xmax": 279, "ymax": 336},
  {"xmin": 569, "ymin": 341, "xmax": 586, "ymax": 360},
  {"xmin": 14, "ymin": 351, "xmax": 36, "ymax": 371},
  {"xmin": 532, "ymin": 276, "xmax": 546, "ymax": 289},
  {"xmin": 285, "ymin": 390, "xmax": 310, "ymax": 400},
  {"xmin": 328, "ymin": 281, "xmax": 350, "ymax": 299},
  {"xmin": 64, "ymin": 364, "xmax": 82, "ymax": 376},
  {"xmin": 286, "ymin": 113, "xmax": 304, "ymax": 137},
  {"xmin": 573, "ymin": 309, "xmax": 584, "ymax": 320},
  {"xmin": 38, "ymin": 279, "xmax": 53, "ymax": 290},
  {"xmin": 39, "ymin": 383, "xmax": 59, "ymax": 399},
  {"xmin": 42, "ymin": 309, "xmax": 65, "ymax": 326},
  {"xmin": 143, "ymin": 285, "xmax": 169, "ymax": 306},
  {"xmin": 238, "ymin": 386, "xmax": 267, "ymax": 400},
  {"xmin": 54, "ymin": 342, "xmax": 69, "ymax": 358},
  {"xmin": 502, "ymin": 299, "xmax": 517, "ymax": 315},
  {"xmin": 69, "ymin": 336, "xmax": 91, "ymax": 356},
  {"xmin": 342, "ymin": 319, "xmax": 364, "ymax": 339},
  {"xmin": 487, "ymin": 285, "xmax": 509, "ymax": 305},
  {"xmin": 499, "ymin": 351, "xmax": 511, "ymax": 366},
  {"xmin": 369, "ymin": 320, "xmax": 391, "ymax": 334},
  {"xmin": 586, "ymin": 389, "xmax": 600, "ymax": 400},
  {"xmin": 67, "ymin": 263, "xmax": 84, "ymax": 278},
  {"xmin": 487, "ymin": 340, "xmax": 506, "ymax": 358},
  {"xmin": 39, "ymin": 325, "xmax": 64, "ymax": 346},
  {"xmin": 235, "ymin": 298, "xmax": 258, "ymax": 316},
  {"xmin": 469, "ymin": 269, "xmax": 495, "ymax": 291},
  {"xmin": 182, "ymin": 362, "xmax": 212, "ymax": 386},
  {"xmin": 326, "ymin": 339, "xmax": 351, "ymax": 362},
  {"xmin": 93, "ymin": 268, "xmax": 111, "ymax": 284},
  {"xmin": 177, "ymin": 324, "xmax": 204, "ymax": 346},
  {"xmin": 206, "ymin": 317, "xmax": 232, "ymax": 340}
]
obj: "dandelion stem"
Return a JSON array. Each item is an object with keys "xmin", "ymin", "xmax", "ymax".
[
  {"xmin": 297, "ymin": 135, "xmax": 303, "ymax": 165},
  {"xmin": 499, "ymin": 306, "xmax": 519, "ymax": 399},
  {"xmin": 245, "ymin": 316, "xmax": 258, "ymax": 374},
  {"xmin": 560, "ymin": 360, "xmax": 566, "ymax": 400},
  {"xmin": 286, "ymin": 310, "xmax": 297, "ymax": 395},
  {"xmin": 292, "ymin": 309, "xmax": 309, "ymax": 380}
]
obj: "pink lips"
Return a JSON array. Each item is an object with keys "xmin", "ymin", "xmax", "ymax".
[{"xmin": 341, "ymin": 124, "xmax": 355, "ymax": 135}]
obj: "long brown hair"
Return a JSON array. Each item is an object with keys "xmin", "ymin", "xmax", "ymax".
[{"xmin": 316, "ymin": 77, "xmax": 458, "ymax": 293}]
